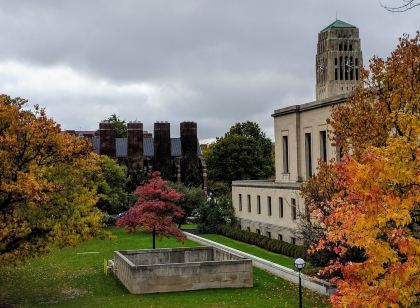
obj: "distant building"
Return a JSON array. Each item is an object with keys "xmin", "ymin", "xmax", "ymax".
[
  {"xmin": 71, "ymin": 121, "xmax": 207, "ymax": 191},
  {"xmin": 231, "ymin": 20, "xmax": 363, "ymax": 244}
]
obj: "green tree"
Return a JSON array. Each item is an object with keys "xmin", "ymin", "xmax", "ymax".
[
  {"xmin": 95, "ymin": 155, "xmax": 129, "ymax": 215},
  {"xmin": 204, "ymin": 121, "xmax": 274, "ymax": 186},
  {"xmin": 105, "ymin": 114, "xmax": 127, "ymax": 137},
  {"xmin": 169, "ymin": 182, "xmax": 206, "ymax": 227},
  {"xmin": 0, "ymin": 95, "xmax": 105, "ymax": 264},
  {"xmin": 197, "ymin": 195, "xmax": 236, "ymax": 233}
]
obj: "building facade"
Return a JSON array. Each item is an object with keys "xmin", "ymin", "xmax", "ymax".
[
  {"xmin": 71, "ymin": 121, "xmax": 208, "ymax": 190},
  {"xmin": 232, "ymin": 20, "xmax": 363, "ymax": 244}
]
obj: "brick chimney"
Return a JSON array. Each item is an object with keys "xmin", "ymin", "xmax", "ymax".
[
  {"xmin": 127, "ymin": 122, "xmax": 144, "ymax": 170},
  {"xmin": 180, "ymin": 121, "xmax": 201, "ymax": 185},
  {"xmin": 99, "ymin": 122, "xmax": 116, "ymax": 158},
  {"xmin": 154, "ymin": 122, "xmax": 172, "ymax": 179}
]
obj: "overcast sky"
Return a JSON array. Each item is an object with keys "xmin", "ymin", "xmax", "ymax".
[{"xmin": 0, "ymin": 1, "xmax": 418, "ymax": 141}]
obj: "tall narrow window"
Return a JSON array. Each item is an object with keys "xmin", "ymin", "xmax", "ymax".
[
  {"xmin": 267, "ymin": 196, "xmax": 272, "ymax": 216},
  {"xmin": 320, "ymin": 130, "xmax": 327, "ymax": 162},
  {"xmin": 291, "ymin": 198, "xmax": 297, "ymax": 220},
  {"xmin": 339, "ymin": 56, "xmax": 343, "ymax": 80},
  {"xmin": 266, "ymin": 231, "xmax": 271, "ymax": 239},
  {"xmin": 282, "ymin": 136, "xmax": 289, "ymax": 173},
  {"xmin": 355, "ymin": 58, "xmax": 359, "ymax": 80},
  {"xmin": 349, "ymin": 56, "xmax": 354, "ymax": 80},
  {"xmin": 344, "ymin": 56, "xmax": 349, "ymax": 80},
  {"xmin": 291, "ymin": 237, "xmax": 296, "ymax": 245},
  {"xmin": 278, "ymin": 234, "xmax": 283, "ymax": 241},
  {"xmin": 257, "ymin": 195, "xmax": 261, "ymax": 214},
  {"xmin": 305, "ymin": 133, "xmax": 312, "ymax": 178},
  {"xmin": 247, "ymin": 194, "xmax": 251, "ymax": 212},
  {"xmin": 279, "ymin": 197, "xmax": 284, "ymax": 218},
  {"xmin": 349, "ymin": 44, "xmax": 352, "ymax": 51},
  {"xmin": 239, "ymin": 194, "xmax": 242, "ymax": 211},
  {"xmin": 256, "ymin": 229, "xmax": 261, "ymax": 235},
  {"xmin": 334, "ymin": 57, "xmax": 338, "ymax": 80},
  {"xmin": 339, "ymin": 43, "xmax": 342, "ymax": 51}
]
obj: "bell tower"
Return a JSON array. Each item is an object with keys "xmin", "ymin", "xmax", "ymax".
[{"xmin": 316, "ymin": 20, "xmax": 363, "ymax": 100}]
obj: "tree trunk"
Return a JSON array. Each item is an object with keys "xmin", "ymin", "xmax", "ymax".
[{"xmin": 152, "ymin": 228, "xmax": 156, "ymax": 249}]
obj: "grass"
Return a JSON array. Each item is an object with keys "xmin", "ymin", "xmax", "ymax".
[
  {"xmin": 180, "ymin": 223, "xmax": 198, "ymax": 230},
  {"xmin": 0, "ymin": 228, "xmax": 329, "ymax": 307},
  {"xmin": 197, "ymin": 234, "xmax": 320, "ymax": 275}
]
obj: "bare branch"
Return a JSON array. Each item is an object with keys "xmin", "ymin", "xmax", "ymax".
[{"xmin": 381, "ymin": 0, "xmax": 420, "ymax": 12}]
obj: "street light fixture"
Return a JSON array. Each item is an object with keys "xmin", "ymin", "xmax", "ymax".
[{"xmin": 294, "ymin": 258, "xmax": 305, "ymax": 308}]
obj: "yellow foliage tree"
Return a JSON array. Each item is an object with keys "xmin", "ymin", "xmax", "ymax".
[{"xmin": 0, "ymin": 95, "xmax": 105, "ymax": 264}]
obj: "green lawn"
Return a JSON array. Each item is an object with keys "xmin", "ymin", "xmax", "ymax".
[
  {"xmin": 200, "ymin": 234, "xmax": 301, "ymax": 269},
  {"xmin": 0, "ymin": 228, "xmax": 329, "ymax": 307},
  {"xmin": 180, "ymin": 223, "xmax": 198, "ymax": 230}
]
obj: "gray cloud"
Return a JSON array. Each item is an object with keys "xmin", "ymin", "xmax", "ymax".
[{"xmin": 0, "ymin": 0, "xmax": 418, "ymax": 140}]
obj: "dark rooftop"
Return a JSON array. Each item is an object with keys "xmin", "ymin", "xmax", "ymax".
[{"xmin": 321, "ymin": 19, "xmax": 356, "ymax": 32}]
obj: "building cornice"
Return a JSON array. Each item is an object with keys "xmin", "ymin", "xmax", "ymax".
[
  {"xmin": 271, "ymin": 93, "xmax": 348, "ymax": 118},
  {"xmin": 232, "ymin": 180, "xmax": 303, "ymax": 190}
]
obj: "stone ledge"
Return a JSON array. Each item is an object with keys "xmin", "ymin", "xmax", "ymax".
[{"xmin": 184, "ymin": 232, "xmax": 337, "ymax": 296}]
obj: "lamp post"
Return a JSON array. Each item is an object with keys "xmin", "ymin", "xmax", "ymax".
[{"xmin": 294, "ymin": 258, "xmax": 305, "ymax": 308}]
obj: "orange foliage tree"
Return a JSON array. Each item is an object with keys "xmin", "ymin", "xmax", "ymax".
[
  {"xmin": 0, "ymin": 95, "xmax": 105, "ymax": 264},
  {"xmin": 116, "ymin": 172, "xmax": 185, "ymax": 248},
  {"xmin": 303, "ymin": 33, "xmax": 420, "ymax": 307}
]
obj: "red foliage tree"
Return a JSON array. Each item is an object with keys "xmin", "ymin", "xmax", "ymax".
[{"xmin": 116, "ymin": 172, "xmax": 185, "ymax": 248}]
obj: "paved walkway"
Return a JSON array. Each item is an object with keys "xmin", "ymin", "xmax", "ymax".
[{"xmin": 184, "ymin": 231, "xmax": 336, "ymax": 296}]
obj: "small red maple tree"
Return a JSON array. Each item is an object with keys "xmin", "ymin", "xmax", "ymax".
[{"xmin": 116, "ymin": 172, "xmax": 186, "ymax": 248}]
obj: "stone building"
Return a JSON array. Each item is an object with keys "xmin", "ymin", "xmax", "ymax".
[
  {"xmin": 231, "ymin": 20, "xmax": 363, "ymax": 244},
  {"xmin": 88, "ymin": 121, "xmax": 207, "ymax": 190}
]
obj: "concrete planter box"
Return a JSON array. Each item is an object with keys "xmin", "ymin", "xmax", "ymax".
[{"xmin": 112, "ymin": 246, "xmax": 253, "ymax": 294}]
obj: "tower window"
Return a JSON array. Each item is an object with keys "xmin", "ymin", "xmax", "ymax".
[
  {"xmin": 344, "ymin": 43, "xmax": 347, "ymax": 51},
  {"xmin": 349, "ymin": 44, "xmax": 353, "ymax": 51},
  {"xmin": 334, "ymin": 58, "xmax": 337, "ymax": 65},
  {"xmin": 345, "ymin": 56, "xmax": 349, "ymax": 80},
  {"xmin": 350, "ymin": 56, "xmax": 354, "ymax": 80},
  {"xmin": 355, "ymin": 58, "xmax": 359, "ymax": 80},
  {"xmin": 340, "ymin": 56, "xmax": 343, "ymax": 80},
  {"xmin": 282, "ymin": 136, "xmax": 289, "ymax": 173},
  {"xmin": 339, "ymin": 43, "xmax": 342, "ymax": 51}
]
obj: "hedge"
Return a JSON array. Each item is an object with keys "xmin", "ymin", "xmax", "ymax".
[{"xmin": 216, "ymin": 225, "xmax": 307, "ymax": 259}]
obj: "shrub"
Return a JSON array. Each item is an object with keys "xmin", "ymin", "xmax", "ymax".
[
  {"xmin": 197, "ymin": 195, "xmax": 236, "ymax": 233},
  {"xmin": 216, "ymin": 225, "xmax": 307, "ymax": 259}
]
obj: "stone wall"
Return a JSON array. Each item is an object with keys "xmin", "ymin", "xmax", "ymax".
[
  {"xmin": 185, "ymin": 232, "xmax": 336, "ymax": 296},
  {"xmin": 113, "ymin": 247, "xmax": 253, "ymax": 294}
]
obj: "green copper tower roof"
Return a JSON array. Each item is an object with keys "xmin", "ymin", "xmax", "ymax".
[{"xmin": 321, "ymin": 20, "xmax": 356, "ymax": 32}]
